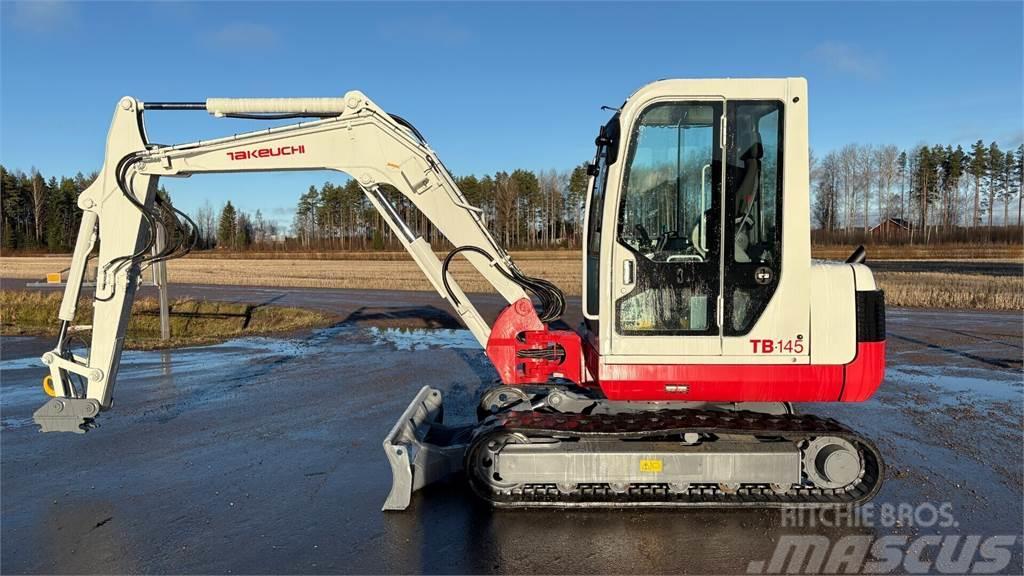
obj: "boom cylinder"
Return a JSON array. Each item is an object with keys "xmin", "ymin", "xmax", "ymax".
[
  {"xmin": 142, "ymin": 98, "xmax": 351, "ymax": 116},
  {"xmin": 206, "ymin": 98, "xmax": 348, "ymax": 116}
]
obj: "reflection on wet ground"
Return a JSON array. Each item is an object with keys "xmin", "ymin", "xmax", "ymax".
[{"xmin": 1, "ymin": 290, "xmax": 1021, "ymax": 574}]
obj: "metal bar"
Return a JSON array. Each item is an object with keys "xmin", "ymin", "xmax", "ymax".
[
  {"xmin": 141, "ymin": 102, "xmax": 207, "ymax": 110},
  {"xmin": 58, "ymin": 211, "xmax": 98, "ymax": 322},
  {"xmin": 371, "ymin": 187, "xmax": 415, "ymax": 243},
  {"xmin": 153, "ymin": 223, "xmax": 170, "ymax": 341}
]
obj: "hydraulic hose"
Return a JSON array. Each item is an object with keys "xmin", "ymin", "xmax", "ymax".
[{"xmin": 442, "ymin": 246, "xmax": 565, "ymax": 323}]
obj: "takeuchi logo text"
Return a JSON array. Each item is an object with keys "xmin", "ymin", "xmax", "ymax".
[{"xmin": 226, "ymin": 145, "xmax": 305, "ymax": 161}]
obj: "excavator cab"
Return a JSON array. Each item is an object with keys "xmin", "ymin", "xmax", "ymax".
[
  {"xmin": 585, "ymin": 80, "xmax": 799, "ymax": 363},
  {"xmin": 33, "ymin": 78, "xmax": 886, "ymax": 512}
]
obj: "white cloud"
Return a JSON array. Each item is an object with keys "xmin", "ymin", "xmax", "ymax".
[
  {"xmin": 201, "ymin": 21, "xmax": 280, "ymax": 51},
  {"xmin": 9, "ymin": 1, "xmax": 75, "ymax": 33},
  {"xmin": 804, "ymin": 41, "xmax": 881, "ymax": 81}
]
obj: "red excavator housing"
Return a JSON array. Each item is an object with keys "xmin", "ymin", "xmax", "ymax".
[{"xmin": 485, "ymin": 297, "xmax": 884, "ymax": 403}]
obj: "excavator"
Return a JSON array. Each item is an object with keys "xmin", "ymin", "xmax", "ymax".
[{"xmin": 33, "ymin": 78, "xmax": 886, "ymax": 510}]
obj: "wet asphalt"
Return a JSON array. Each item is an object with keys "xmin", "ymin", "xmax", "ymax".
[{"xmin": 1, "ymin": 286, "xmax": 1021, "ymax": 574}]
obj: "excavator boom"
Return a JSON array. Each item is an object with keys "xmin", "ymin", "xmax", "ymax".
[{"xmin": 34, "ymin": 91, "xmax": 566, "ymax": 429}]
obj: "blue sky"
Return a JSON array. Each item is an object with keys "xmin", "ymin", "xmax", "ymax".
[{"xmin": 2, "ymin": 1, "xmax": 1022, "ymax": 229}]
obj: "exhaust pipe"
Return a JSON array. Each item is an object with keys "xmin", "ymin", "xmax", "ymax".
[
  {"xmin": 846, "ymin": 245, "xmax": 867, "ymax": 264},
  {"xmin": 382, "ymin": 386, "xmax": 470, "ymax": 510}
]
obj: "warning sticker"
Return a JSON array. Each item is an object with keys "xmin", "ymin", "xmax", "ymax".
[{"xmin": 639, "ymin": 459, "xmax": 663, "ymax": 473}]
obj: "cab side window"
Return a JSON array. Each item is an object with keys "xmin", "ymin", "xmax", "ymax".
[{"xmin": 724, "ymin": 101, "xmax": 783, "ymax": 334}]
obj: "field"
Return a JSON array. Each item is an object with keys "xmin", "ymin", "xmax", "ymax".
[
  {"xmin": 0, "ymin": 291, "xmax": 332, "ymax": 349},
  {"xmin": 873, "ymin": 271, "xmax": 1024, "ymax": 310},
  {"xmin": 810, "ymin": 243, "xmax": 1023, "ymax": 260},
  {"xmin": 1, "ymin": 249, "xmax": 1021, "ymax": 311},
  {"xmin": 0, "ymin": 252, "xmax": 580, "ymax": 296}
]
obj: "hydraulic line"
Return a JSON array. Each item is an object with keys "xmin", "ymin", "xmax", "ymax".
[
  {"xmin": 442, "ymin": 246, "xmax": 565, "ymax": 323},
  {"xmin": 96, "ymin": 153, "xmax": 156, "ymax": 301},
  {"xmin": 99, "ymin": 149, "xmax": 205, "ymax": 300},
  {"xmin": 141, "ymin": 197, "xmax": 198, "ymax": 267}
]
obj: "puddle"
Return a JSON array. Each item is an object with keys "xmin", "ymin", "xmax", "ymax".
[
  {"xmin": 886, "ymin": 364, "xmax": 1023, "ymax": 402},
  {"xmin": 0, "ymin": 355, "xmax": 47, "ymax": 372},
  {"xmin": 367, "ymin": 327, "xmax": 479, "ymax": 351},
  {"xmin": 0, "ymin": 327, "xmax": 482, "ymax": 412},
  {"xmin": 0, "ymin": 337, "xmax": 306, "ymax": 373}
]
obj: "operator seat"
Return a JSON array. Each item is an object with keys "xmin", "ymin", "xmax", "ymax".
[
  {"xmin": 689, "ymin": 141, "xmax": 763, "ymax": 261},
  {"xmin": 733, "ymin": 141, "xmax": 763, "ymax": 263}
]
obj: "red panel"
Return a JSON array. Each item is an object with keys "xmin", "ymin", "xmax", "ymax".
[
  {"xmin": 840, "ymin": 341, "xmax": 886, "ymax": 401},
  {"xmin": 593, "ymin": 341, "xmax": 885, "ymax": 403},
  {"xmin": 485, "ymin": 299, "xmax": 583, "ymax": 385}
]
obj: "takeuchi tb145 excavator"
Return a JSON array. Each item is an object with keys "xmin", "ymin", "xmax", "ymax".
[{"xmin": 34, "ymin": 78, "xmax": 886, "ymax": 510}]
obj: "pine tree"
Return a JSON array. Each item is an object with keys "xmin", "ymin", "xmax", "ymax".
[
  {"xmin": 1015, "ymin": 145, "xmax": 1024, "ymax": 227},
  {"xmin": 939, "ymin": 145, "xmax": 964, "ymax": 229},
  {"xmin": 568, "ymin": 164, "xmax": 589, "ymax": 246},
  {"xmin": 1000, "ymin": 149, "xmax": 1015, "ymax": 227},
  {"xmin": 896, "ymin": 151, "xmax": 908, "ymax": 221},
  {"xmin": 912, "ymin": 146, "xmax": 939, "ymax": 233},
  {"xmin": 986, "ymin": 142, "xmax": 1003, "ymax": 227},
  {"xmin": 236, "ymin": 210, "xmax": 252, "ymax": 248},
  {"xmin": 968, "ymin": 140, "xmax": 987, "ymax": 227},
  {"xmin": 30, "ymin": 169, "xmax": 47, "ymax": 246},
  {"xmin": 217, "ymin": 201, "xmax": 237, "ymax": 249}
]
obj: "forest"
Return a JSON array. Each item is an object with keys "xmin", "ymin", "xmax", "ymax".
[{"xmin": 2, "ymin": 140, "xmax": 1021, "ymax": 253}]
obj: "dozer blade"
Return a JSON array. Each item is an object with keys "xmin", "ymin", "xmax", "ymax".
[{"xmin": 382, "ymin": 386, "xmax": 470, "ymax": 511}]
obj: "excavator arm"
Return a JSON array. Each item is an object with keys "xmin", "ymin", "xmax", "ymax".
[{"xmin": 33, "ymin": 91, "xmax": 573, "ymax": 436}]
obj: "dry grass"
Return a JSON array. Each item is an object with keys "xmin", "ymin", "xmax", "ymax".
[
  {"xmin": 2, "ymin": 253, "xmax": 1020, "ymax": 312},
  {"xmin": 873, "ymin": 272, "xmax": 1024, "ymax": 311},
  {"xmin": 812, "ymin": 244, "xmax": 1023, "ymax": 261},
  {"xmin": 0, "ymin": 291, "xmax": 333, "ymax": 349},
  {"xmin": 0, "ymin": 255, "xmax": 582, "ymax": 296}
]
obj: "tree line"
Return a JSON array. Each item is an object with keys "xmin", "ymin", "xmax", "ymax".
[
  {"xmin": 0, "ymin": 165, "xmax": 277, "ymax": 253},
  {"xmin": 813, "ymin": 141, "xmax": 1023, "ymax": 244},
  {"xmin": 290, "ymin": 167, "xmax": 589, "ymax": 251},
  {"xmin": 192, "ymin": 200, "xmax": 280, "ymax": 250},
  {"xmin": 1, "ymin": 166, "xmax": 97, "ymax": 252},
  {"xmin": 3, "ymin": 140, "xmax": 1021, "ymax": 254}
]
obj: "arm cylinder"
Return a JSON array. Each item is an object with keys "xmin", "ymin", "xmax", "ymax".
[{"xmin": 58, "ymin": 210, "xmax": 98, "ymax": 322}]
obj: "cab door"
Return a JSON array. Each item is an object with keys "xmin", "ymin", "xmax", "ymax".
[{"xmin": 609, "ymin": 100, "xmax": 724, "ymax": 358}]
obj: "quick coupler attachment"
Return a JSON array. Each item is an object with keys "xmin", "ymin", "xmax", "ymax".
[
  {"xmin": 33, "ymin": 397, "xmax": 101, "ymax": 433},
  {"xmin": 382, "ymin": 386, "xmax": 471, "ymax": 511}
]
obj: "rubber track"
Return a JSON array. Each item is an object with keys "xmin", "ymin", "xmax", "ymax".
[{"xmin": 467, "ymin": 408, "xmax": 884, "ymax": 509}]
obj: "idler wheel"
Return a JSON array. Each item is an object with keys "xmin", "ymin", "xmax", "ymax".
[{"xmin": 803, "ymin": 436, "xmax": 862, "ymax": 489}]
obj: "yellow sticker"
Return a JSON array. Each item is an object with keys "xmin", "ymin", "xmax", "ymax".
[{"xmin": 639, "ymin": 459, "xmax": 663, "ymax": 473}]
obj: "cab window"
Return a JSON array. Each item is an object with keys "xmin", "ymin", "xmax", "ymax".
[
  {"xmin": 615, "ymin": 101, "xmax": 722, "ymax": 335},
  {"xmin": 724, "ymin": 101, "xmax": 783, "ymax": 334}
]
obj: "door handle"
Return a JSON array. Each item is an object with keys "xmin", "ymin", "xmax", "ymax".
[{"xmin": 623, "ymin": 259, "xmax": 635, "ymax": 285}]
